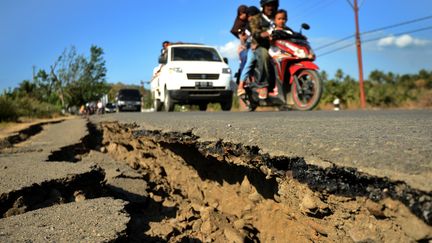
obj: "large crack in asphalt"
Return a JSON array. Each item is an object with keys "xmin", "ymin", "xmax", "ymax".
[
  {"xmin": 98, "ymin": 121, "xmax": 431, "ymax": 242},
  {"xmin": 132, "ymin": 128, "xmax": 432, "ymax": 225},
  {"xmin": 46, "ymin": 122, "xmax": 103, "ymax": 162},
  {"xmin": 3, "ymin": 120, "xmax": 431, "ymax": 242},
  {"xmin": 0, "ymin": 120, "xmax": 64, "ymax": 150},
  {"xmin": 0, "ymin": 167, "xmax": 105, "ymax": 219}
]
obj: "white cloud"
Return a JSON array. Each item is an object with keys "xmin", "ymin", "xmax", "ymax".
[
  {"xmin": 377, "ymin": 34, "xmax": 430, "ymax": 48},
  {"xmin": 217, "ymin": 40, "xmax": 239, "ymax": 59}
]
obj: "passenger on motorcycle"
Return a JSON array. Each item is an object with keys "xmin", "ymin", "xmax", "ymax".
[
  {"xmin": 249, "ymin": 0, "xmax": 279, "ymax": 99},
  {"xmin": 237, "ymin": 6, "xmax": 260, "ymax": 96},
  {"xmin": 230, "ymin": 5, "xmax": 248, "ymax": 39},
  {"xmin": 269, "ymin": 9, "xmax": 294, "ymax": 58}
]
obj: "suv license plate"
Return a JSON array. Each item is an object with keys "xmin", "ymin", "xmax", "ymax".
[{"xmin": 195, "ymin": 82, "xmax": 213, "ymax": 88}]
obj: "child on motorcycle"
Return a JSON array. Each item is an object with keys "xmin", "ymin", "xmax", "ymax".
[{"xmin": 269, "ymin": 9, "xmax": 294, "ymax": 57}]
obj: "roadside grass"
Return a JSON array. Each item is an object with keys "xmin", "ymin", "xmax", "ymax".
[
  {"xmin": 0, "ymin": 96, "xmax": 19, "ymax": 122},
  {"xmin": 0, "ymin": 95, "xmax": 62, "ymax": 123}
]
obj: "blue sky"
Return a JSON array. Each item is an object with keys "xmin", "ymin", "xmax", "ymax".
[{"xmin": 1, "ymin": 0, "xmax": 432, "ymax": 92}]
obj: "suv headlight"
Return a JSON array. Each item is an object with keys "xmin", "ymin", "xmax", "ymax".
[
  {"xmin": 222, "ymin": 68, "xmax": 231, "ymax": 74},
  {"xmin": 169, "ymin": 67, "xmax": 183, "ymax": 73}
]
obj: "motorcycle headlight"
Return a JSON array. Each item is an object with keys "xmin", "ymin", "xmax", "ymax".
[
  {"xmin": 295, "ymin": 49, "xmax": 307, "ymax": 59},
  {"xmin": 222, "ymin": 68, "xmax": 231, "ymax": 74},
  {"xmin": 283, "ymin": 42, "xmax": 307, "ymax": 59}
]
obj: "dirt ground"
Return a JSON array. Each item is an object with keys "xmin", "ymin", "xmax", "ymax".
[{"xmin": 97, "ymin": 121, "xmax": 432, "ymax": 242}]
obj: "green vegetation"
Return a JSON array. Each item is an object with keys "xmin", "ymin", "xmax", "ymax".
[
  {"xmin": 320, "ymin": 69, "xmax": 432, "ymax": 109},
  {"xmin": 0, "ymin": 96, "xmax": 18, "ymax": 122},
  {"xmin": 0, "ymin": 45, "xmax": 110, "ymax": 122}
]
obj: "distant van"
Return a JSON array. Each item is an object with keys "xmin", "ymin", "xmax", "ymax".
[
  {"xmin": 115, "ymin": 89, "xmax": 142, "ymax": 112},
  {"xmin": 150, "ymin": 43, "xmax": 233, "ymax": 112}
]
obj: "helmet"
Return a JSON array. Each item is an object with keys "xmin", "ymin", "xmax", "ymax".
[{"xmin": 260, "ymin": 0, "xmax": 279, "ymax": 7}]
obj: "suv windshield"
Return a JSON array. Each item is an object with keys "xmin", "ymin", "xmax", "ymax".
[
  {"xmin": 117, "ymin": 89, "xmax": 141, "ymax": 101},
  {"xmin": 171, "ymin": 47, "xmax": 222, "ymax": 62}
]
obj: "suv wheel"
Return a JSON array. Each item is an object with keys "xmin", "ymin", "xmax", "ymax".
[
  {"xmin": 199, "ymin": 103, "xmax": 208, "ymax": 111},
  {"xmin": 154, "ymin": 99, "xmax": 162, "ymax": 112},
  {"xmin": 164, "ymin": 90, "xmax": 175, "ymax": 112}
]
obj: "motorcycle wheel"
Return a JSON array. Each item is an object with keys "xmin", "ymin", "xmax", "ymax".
[
  {"xmin": 292, "ymin": 69, "xmax": 322, "ymax": 111},
  {"xmin": 240, "ymin": 93, "xmax": 257, "ymax": 112},
  {"xmin": 247, "ymin": 104, "xmax": 257, "ymax": 112}
]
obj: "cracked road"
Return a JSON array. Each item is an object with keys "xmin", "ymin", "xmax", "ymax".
[
  {"xmin": 91, "ymin": 109, "xmax": 432, "ymax": 192},
  {"xmin": 0, "ymin": 109, "xmax": 431, "ymax": 242}
]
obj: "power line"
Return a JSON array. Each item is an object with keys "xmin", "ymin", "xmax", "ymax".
[
  {"xmin": 290, "ymin": 0, "xmax": 338, "ymax": 22},
  {"xmin": 363, "ymin": 25, "xmax": 432, "ymax": 44},
  {"xmin": 345, "ymin": 0, "xmax": 365, "ymax": 10},
  {"xmin": 317, "ymin": 42, "xmax": 354, "ymax": 57},
  {"xmin": 346, "ymin": 0, "xmax": 354, "ymax": 9},
  {"xmin": 317, "ymin": 25, "xmax": 432, "ymax": 57},
  {"xmin": 315, "ymin": 35, "xmax": 354, "ymax": 51},
  {"xmin": 315, "ymin": 15, "xmax": 432, "ymax": 50},
  {"xmin": 362, "ymin": 15, "xmax": 432, "ymax": 35}
]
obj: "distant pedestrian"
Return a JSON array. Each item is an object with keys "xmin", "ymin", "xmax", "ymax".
[{"xmin": 97, "ymin": 100, "xmax": 103, "ymax": 114}]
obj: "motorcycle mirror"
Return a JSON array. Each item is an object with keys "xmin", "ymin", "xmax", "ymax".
[{"xmin": 301, "ymin": 23, "xmax": 310, "ymax": 30}]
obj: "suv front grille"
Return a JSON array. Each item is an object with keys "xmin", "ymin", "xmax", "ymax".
[{"xmin": 187, "ymin": 73, "xmax": 219, "ymax": 80}]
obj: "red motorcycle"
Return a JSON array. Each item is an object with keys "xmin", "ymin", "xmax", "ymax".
[{"xmin": 240, "ymin": 23, "xmax": 322, "ymax": 111}]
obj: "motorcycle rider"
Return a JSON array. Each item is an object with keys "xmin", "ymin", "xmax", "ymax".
[{"xmin": 249, "ymin": 0, "xmax": 279, "ymax": 99}]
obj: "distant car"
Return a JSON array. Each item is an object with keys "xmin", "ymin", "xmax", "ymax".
[
  {"xmin": 104, "ymin": 102, "xmax": 117, "ymax": 113},
  {"xmin": 116, "ymin": 89, "xmax": 142, "ymax": 112}
]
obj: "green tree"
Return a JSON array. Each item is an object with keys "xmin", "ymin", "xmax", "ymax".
[
  {"xmin": 50, "ymin": 47, "xmax": 79, "ymax": 108},
  {"xmin": 66, "ymin": 45, "xmax": 109, "ymax": 106},
  {"xmin": 15, "ymin": 80, "xmax": 37, "ymax": 98}
]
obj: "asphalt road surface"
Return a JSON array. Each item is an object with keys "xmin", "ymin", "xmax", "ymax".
[{"xmin": 91, "ymin": 109, "xmax": 432, "ymax": 192}]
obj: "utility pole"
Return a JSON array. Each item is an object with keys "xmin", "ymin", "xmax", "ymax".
[
  {"xmin": 349, "ymin": 0, "xmax": 367, "ymax": 109},
  {"xmin": 32, "ymin": 65, "xmax": 36, "ymax": 82}
]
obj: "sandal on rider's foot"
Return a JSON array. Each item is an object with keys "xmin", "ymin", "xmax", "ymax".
[
  {"xmin": 269, "ymin": 91, "xmax": 278, "ymax": 97},
  {"xmin": 237, "ymin": 88, "xmax": 246, "ymax": 96},
  {"xmin": 269, "ymin": 87, "xmax": 278, "ymax": 96},
  {"xmin": 257, "ymin": 87, "xmax": 268, "ymax": 99}
]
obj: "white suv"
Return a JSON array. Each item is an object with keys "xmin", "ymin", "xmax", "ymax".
[{"xmin": 150, "ymin": 43, "xmax": 233, "ymax": 112}]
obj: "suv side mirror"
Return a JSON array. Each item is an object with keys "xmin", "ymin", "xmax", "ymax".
[
  {"xmin": 158, "ymin": 55, "xmax": 167, "ymax": 64},
  {"xmin": 223, "ymin": 57, "xmax": 229, "ymax": 64}
]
